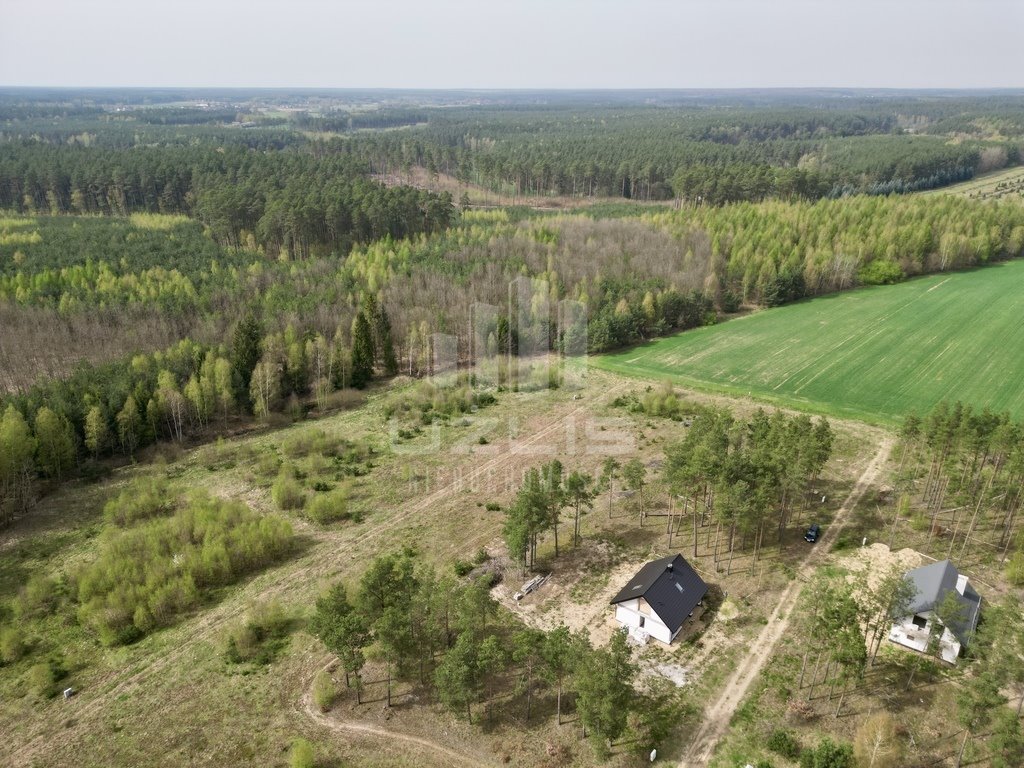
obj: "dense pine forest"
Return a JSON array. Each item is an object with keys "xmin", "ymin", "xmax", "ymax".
[
  {"xmin": 2, "ymin": 87, "xmax": 1024, "ymax": 522},
  {"xmin": 4, "ymin": 86, "xmax": 1024, "ymax": 768}
]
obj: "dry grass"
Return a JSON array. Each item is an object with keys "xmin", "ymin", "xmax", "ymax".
[{"xmin": 0, "ymin": 369, "xmax": 891, "ymax": 768}]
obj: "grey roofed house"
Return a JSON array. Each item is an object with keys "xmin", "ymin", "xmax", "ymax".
[
  {"xmin": 901, "ymin": 559, "xmax": 982, "ymax": 646},
  {"xmin": 610, "ymin": 554, "xmax": 708, "ymax": 641}
]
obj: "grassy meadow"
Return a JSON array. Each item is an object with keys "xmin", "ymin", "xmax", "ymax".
[{"xmin": 594, "ymin": 259, "xmax": 1024, "ymax": 424}]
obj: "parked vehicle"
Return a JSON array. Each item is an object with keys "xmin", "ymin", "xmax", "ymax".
[{"xmin": 804, "ymin": 524, "xmax": 821, "ymax": 543}]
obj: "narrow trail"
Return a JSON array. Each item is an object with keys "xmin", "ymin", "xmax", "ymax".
[
  {"xmin": 5, "ymin": 386, "xmax": 622, "ymax": 766},
  {"xmin": 677, "ymin": 435, "xmax": 894, "ymax": 768},
  {"xmin": 299, "ymin": 660, "xmax": 497, "ymax": 768}
]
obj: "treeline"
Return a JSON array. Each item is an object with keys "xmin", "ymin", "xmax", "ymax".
[
  {"xmin": 648, "ymin": 194, "xmax": 1024, "ymax": 304},
  {"xmin": 895, "ymin": 400, "xmax": 1024, "ymax": 584},
  {"xmin": 0, "ymin": 143, "xmax": 454, "ymax": 256},
  {"xmin": 8, "ymin": 194, "xmax": 1024, "ymax": 425},
  {"xmin": 0, "ymin": 296, "xmax": 411, "ymax": 526},
  {"xmin": 345, "ymin": 104, "xmax": 1016, "ymax": 202},
  {"xmin": 292, "ymin": 108, "xmax": 429, "ymax": 133},
  {"xmin": 0, "ymin": 339, "xmax": 238, "ymax": 525},
  {"xmin": 1, "ymin": 212, "xmax": 718, "ymax": 393},
  {"xmin": 310, "ymin": 550, "xmax": 687, "ymax": 755}
]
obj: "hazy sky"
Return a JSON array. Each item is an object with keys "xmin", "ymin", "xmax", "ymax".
[{"xmin": 1, "ymin": 0, "xmax": 1021, "ymax": 89}]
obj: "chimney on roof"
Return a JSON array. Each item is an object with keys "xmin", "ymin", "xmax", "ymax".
[{"xmin": 666, "ymin": 562, "xmax": 673, "ymax": 571}]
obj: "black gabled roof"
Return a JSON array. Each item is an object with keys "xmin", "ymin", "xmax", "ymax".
[{"xmin": 610, "ymin": 554, "xmax": 708, "ymax": 634}]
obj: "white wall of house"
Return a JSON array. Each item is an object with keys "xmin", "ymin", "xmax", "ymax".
[
  {"xmin": 614, "ymin": 598, "xmax": 675, "ymax": 645},
  {"xmin": 888, "ymin": 611, "xmax": 962, "ymax": 664}
]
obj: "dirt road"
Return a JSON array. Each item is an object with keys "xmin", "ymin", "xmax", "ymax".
[
  {"xmin": 677, "ymin": 435, "xmax": 894, "ymax": 767},
  {"xmin": 4, "ymin": 385, "xmax": 623, "ymax": 767},
  {"xmin": 299, "ymin": 660, "xmax": 497, "ymax": 768}
]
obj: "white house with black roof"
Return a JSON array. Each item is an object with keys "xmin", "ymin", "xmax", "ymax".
[
  {"xmin": 888, "ymin": 559, "xmax": 981, "ymax": 664},
  {"xmin": 610, "ymin": 553, "xmax": 708, "ymax": 645}
]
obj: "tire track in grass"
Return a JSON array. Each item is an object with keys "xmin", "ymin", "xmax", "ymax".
[
  {"xmin": 5, "ymin": 385, "xmax": 624, "ymax": 766},
  {"xmin": 677, "ymin": 435, "xmax": 894, "ymax": 768}
]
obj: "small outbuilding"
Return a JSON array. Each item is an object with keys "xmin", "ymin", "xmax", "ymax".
[
  {"xmin": 610, "ymin": 553, "xmax": 708, "ymax": 645},
  {"xmin": 888, "ymin": 559, "xmax": 981, "ymax": 664}
]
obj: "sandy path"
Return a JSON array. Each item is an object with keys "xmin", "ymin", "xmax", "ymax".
[
  {"xmin": 677, "ymin": 435, "xmax": 894, "ymax": 768},
  {"xmin": 4, "ymin": 385, "xmax": 624, "ymax": 766},
  {"xmin": 298, "ymin": 659, "xmax": 498, "ymax": 768}
]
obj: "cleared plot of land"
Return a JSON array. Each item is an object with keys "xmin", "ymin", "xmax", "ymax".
[
  {"xmin": 594, "ymin": 260, "xmax": 1024, "ymax": 424},
  {"xmin": 922, "ymin": 164, "xmax": 1024, "ymax": 202}
]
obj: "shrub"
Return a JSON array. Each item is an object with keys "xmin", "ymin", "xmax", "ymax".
[
  {"xmin": 289, "ymin": 738, "xmax": 315, "ymax": 768},
  {"xmin": 26, "ymin": 659, "xmax": 60, "ymax": 698},
  {"xmin": 14, "ymin": 575, "xmax": 59, "ymax": 618},
  {"xmin": 767, "ymin": 728, "xmax": 802, "ymax": 760},
  {"xmin": 253, "ymin": 452, "xmax": 282, "ymax": 481},
  {"xmin": 858, "ymin": 258, "xmax": 904, "ymax": 285},
  {"xmin": 1, "ymin": 626, "xmax": 25, "ymax": 663},
  {"xmin": 485, "ymin": 502, "xmax": 501, "ymax": 512},
  {"xmin": 1007, "ymin": 550, "xmax": 1024, "ymax": 586},
  {"xmin": 305, "ymin": 488, "xmax": 351, "ymax": 524},
  {"xmin": 312, "ymin": 670, "xmax": 336, "ymax": 712},
  {"xmin": 453, "ymin": 560, "xmax": 473, "ymax": 577},
  {"xmin": 272, "ymin": 468, "xmax": 306, "ymax": 511},
  {"xmin": 76, "ymin": 494, "xmax": 294, "ymax": 645},
  {"xmin": 224, "ymin": 600, "xmax": 292, "ymax": 666},
  {"xmin": 799, "ymin": 738, "xmax": 854, "ymax": 768},
  {"xmin": 103, "ymin": 478, "xmax": 173, "ymax": 526}
]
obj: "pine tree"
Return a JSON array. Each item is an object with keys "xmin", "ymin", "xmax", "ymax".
[
  {"xmin": 231, "ymin": 311, "xmax": 263, "ymax": 406},
  {"xmin": 377, "ymin": 303, "xmax": 398, "ymax": 377},
  {"xmin": 350, "ymin": 311, "xmax": 375, "ymax": 390}
]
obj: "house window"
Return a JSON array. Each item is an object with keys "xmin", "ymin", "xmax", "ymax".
[
  {"xmin": 639, "ymin": 616, "xmax": 645, "ymax": 628},
  {"xmin": 912, "ymin": 615, "xmax": 928, "ymax": 629}
]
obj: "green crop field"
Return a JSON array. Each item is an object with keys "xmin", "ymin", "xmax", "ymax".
[{"xmin": 593, "ymin": 260, "xmax": 1024, "ymax": 424}]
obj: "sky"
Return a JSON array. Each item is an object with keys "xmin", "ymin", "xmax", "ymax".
[{"xmin": 1, "ymin": 0, "xmax": 1021, "ymax": 89}]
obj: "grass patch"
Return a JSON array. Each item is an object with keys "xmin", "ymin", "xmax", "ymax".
[{"xmin": 595, "ymin": 261, "xmax": 1024, "ymax": 422}]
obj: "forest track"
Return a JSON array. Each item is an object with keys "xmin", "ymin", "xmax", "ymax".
[
  {"xmin": 677, "ymin": 435, "xmax": 895, "ymax": 768},
  {"xmin": 5, "ymin": 385, "xmax": 623, "ymax": 766},
  {"xmin": 298, "ymin": 658, "xmax": 498, "ymax": 768}
]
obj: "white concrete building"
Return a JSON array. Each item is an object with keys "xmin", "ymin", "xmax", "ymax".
[
  {"xmin": 610, "ymin": 554, "xmax": 708, "ymax": 645},
  {"xmin": 888, "ymin": 559, "xmax": 981, "ymax": 665}
]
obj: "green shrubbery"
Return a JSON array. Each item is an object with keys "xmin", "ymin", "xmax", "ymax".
[
  {"xmin": 312, "ymin": 670, "xmax": 336, "ymax": 712},
  {"xmin": 383, "ymin": 379, "xmax": 497, "ymax": 425},
  {"xmin": 767, "ymin": 728, "xmax": 802, "ymax": 759},
  {"xmin": 25, "ymin": 656, "xmax": 65, "ymax": 698},
  {"xmin": 75, "ymin": 493, "xmax": 294, "ymax": 645},
  {"xmin": 103, "ymin": 478, "xmax": 173, "ymax": 526},
  {"xmin": 799, "ymin": 738, "xmax": 854, "ymax": 768},
  {"xmin": 305, "ymin": 487, "xmax": 353, "ymax": 524},
  {"xmin": 224, "ymin": 601, "xmax": 293, "ymax": 666},
  {"xmin": 0, "ymin": 626, "xmax": 25, "ymax": 663},
  {"xmin": 272, "ymin": 467, "xmax": 306, "ymax": 511},
  {"xmin": 13, "ymin": 575, "xmax": 59, "ymax": 619},
  {"xmin": 289, "ymin": 738, "xmax": 315, "ymax": 768},
  {"xmin": 614, "ymin": 383, "xmax": 697, "ymax": 420}
]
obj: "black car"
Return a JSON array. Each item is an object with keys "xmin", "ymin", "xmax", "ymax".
[{"xmin": 804, "ymin": 524, "xmax": 820, "ymax": 543}]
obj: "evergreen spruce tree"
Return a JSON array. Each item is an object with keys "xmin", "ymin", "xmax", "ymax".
[
  {"xmin": 231, "ymin": 311, "xmax": 263, "ymax": 406},
  {"xmin": 351, "ymin": 312, "xmax": 376, "ymax": 390}
]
